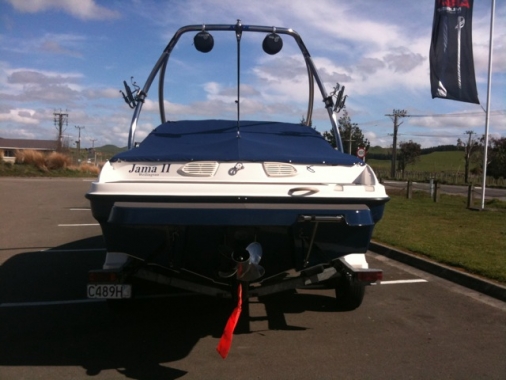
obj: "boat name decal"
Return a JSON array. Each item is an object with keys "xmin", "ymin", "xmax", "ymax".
[{"xmin": 128, "ymin": 163, "xmax": 170, "ymax": 176}]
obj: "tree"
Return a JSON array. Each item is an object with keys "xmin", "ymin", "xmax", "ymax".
[
  {"xmin": 487, "ymin": 137, "xmax": 506, "ymax": 179},
  {"xmin": 397, "ymin": 140, "xmax": 421, "ymax": 177},
  {"xmin": 322, "ymin": 107, "xmax": 370, "ymax": 154},
  {"xmin": 322, "ymin": 130, "xmax": 335, "ymax": 148},
  {"xmin": 457, "ymin": 131, "xmax": 480, "ymax": 183}
]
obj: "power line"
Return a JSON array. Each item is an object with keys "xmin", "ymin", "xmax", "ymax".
[
  {"xmin": 396, "ymin": 133, "xmax": 464, "ymax": 138},
  {"xmin": 406, "ymin": 110, "xmax": 505, "ymax": 118},
  {"xmin": 75, "ymin": 125, "xmax": 85, "ymax": 156},
  {"xmin": 385, "ymin": 109, "xmax": 407, "ymax": 178},
  {"xmin": 359, "ymin": 110, "xmax": 505, "ymax": 126},
  {"xmin": 53, "ymin": 110, "xmax": 68, "ymax": 152},
  {"xmin": 359, "ymin": 119, "xmax": 386, "ymax": 126}
]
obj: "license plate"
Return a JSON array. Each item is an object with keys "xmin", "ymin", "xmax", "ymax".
[{"xmin": 87, "ymin": 284, "xmax": 132, "ymax": 299}]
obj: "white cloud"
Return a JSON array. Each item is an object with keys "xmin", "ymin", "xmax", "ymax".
[
  {"xmin": 83, "ymin": 88, "xmax": 121, "ymax": 100},
  {"xmin": 383, "ymin": 48, "xmax": 425, "ymax": 73},
  {"xmin": 40, "ymin": 40, "xmax": 80, "ymax": 57},
  {"xmin": 7, "ymin": 69, "xmax": 81, "ymax": 85},
  {"xmin": 39, "ymin": 33, "xmax": 86, "ymax": 57},
  {"xmin": 0, "ymin": 108, "xmax": 38, "ymax": 124},
  {"xmin": 0, "ymin": 67, "xmax": 87, "ymax": 104},
  {"xmin": 1, "ymin": 32, "xmax": 87, "ymax": 57},
  {"xmin": 0, "ymin": 0, "xmax": 504, "ymax": 149},
  {"xmin": 5, "ymin": 0, "xmax": 120, "ymax": 20}
]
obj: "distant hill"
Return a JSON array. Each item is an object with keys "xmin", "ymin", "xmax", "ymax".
[
  {"xmin": 368, "ymin": 146, "xmax": 389, "ymax": 155},
  {"xmin": 95, "ymin": 144, "xmax": 127, "ymax": 159}
]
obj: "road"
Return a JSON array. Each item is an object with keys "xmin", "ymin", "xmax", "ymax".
[
  {"xmin": 383, "ymin": 180, "xmax": 506, "ymax": 201},
  {"xmin": 0, "ymin": 178, "xmax": 505, "ymax": 380}
]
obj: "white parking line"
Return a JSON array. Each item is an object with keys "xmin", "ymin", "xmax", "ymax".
[
  {"xmin": 70, "ymin": 208, "xmax": 91, "ymax": 211},
  {"xmin": 377, "ymin": 279, "xmax": 428, "ymax": 285},
  {"xmin": 58, "ymin": 223, "xmax": 99, "ymax": 227},
  {"xmin": 0, "ymin": 299, "xmax": 104, "ymax": 308},
  {"xmin": 42, "ymin": 248, "xmax": 106, "ymax": 253}
]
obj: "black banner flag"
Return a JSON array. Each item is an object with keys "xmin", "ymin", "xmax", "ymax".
[{"xmin": 430, "ymin": 0, "xmax": 479, "ymax": 104}]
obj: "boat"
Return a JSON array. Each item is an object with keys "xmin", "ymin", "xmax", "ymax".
[{"xmin": 86, "ymin": 21, "xmax": 389, "ymax": 315}]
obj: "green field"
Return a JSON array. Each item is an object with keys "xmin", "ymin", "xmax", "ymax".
[
  {"xmin": 95, "ymin": 144, "xmax": 127, "ymax": 159},
  {"xmin": 373, "ymin": 191, "xmax": 506, "ymax": 284},
  {"xmin": 367, "ymin": 150, "xmax": 468, "ymax": 172}
]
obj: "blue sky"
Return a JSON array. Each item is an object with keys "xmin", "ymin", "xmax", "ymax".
[{"xmin": 0, "ymin": 0, "xmax": 504, "ymax": 149}]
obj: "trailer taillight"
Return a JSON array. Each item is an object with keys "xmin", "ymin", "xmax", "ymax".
[
  {"xmin": 88, "ymin": 271, "xmax": 119, "ymax": 283},
  {"xmin": 357, "ymin": 270, "xmax": 382, "ymax": 283}
]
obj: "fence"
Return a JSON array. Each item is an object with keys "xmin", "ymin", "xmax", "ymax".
[
  {"xmin": 372, "ymin": 169, "xmax": 505, "ymax": 187},
  {"xmin": 385, "ymin": 179, "xmax": 499, "ymax": 209}
]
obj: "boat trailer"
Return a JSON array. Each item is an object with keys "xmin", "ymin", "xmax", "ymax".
[{"xmin": 88, "ymin": 255, "xmax": 382, "ymax": 312}]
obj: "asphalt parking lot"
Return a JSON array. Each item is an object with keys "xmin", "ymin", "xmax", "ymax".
[{"xmin": 0, "ymin": 178, "xmax": 505, "ymax": 380}]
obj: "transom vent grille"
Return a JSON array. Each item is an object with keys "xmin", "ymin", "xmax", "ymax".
[
  {"xmin": 179, "ymin": 161, "xmax": 219, "ymax": 177},
  {"xmin": 263, "ymin": 162, "xmax": 297, "ymax": 177}
]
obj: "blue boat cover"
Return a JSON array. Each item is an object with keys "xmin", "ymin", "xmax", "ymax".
[{"xmin": 111, "ymin": 120, "xmax": 363, "ymax": 165}]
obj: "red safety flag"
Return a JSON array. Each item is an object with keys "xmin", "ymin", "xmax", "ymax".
[{"xmin": 216, "ymin": 284, "xmax": 242, "ymax": 359}]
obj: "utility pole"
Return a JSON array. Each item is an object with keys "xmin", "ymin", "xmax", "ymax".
[
  {"xmin": 463, "ymin": 130, "xmax": 476, "ymax": 183},
  {"xmin": 344, "ymin": 127, "xmax": 355, "ymax": 154},
  {"xmin": 53, "ymin": 110, "xmax": 68, "ymax": 152},
  {"xmin": 75, "ymin": 126, "xmax": 85, "ymax": 158},
  {"xmin": 89, "ymin": 138, "xmax": 97, "ymax": 165},
  {"xmin": 464, "ymin": 130, "xmax": 475, "ymax": 148},
  {"xmin": 386, "ymin": 109, "xmax": 407, "ymax": 178}
]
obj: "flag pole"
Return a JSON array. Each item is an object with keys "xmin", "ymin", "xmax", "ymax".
[{"xmin": 480, "ymin": 0, "xmax": 496, "ymax": 210}]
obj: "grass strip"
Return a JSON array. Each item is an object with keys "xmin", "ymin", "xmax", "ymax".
[
  {"xmin": 373, "ymin": 190, "xmax": 506, "ymax": 284},
  {"xmin": 0, "ymin": 162, "xmax": 98, "ymax": 178}
]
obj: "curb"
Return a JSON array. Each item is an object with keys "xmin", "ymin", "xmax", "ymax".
[{"xmin": 369, "ymin": 241, "xmax": 506, "ymax": 303}]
